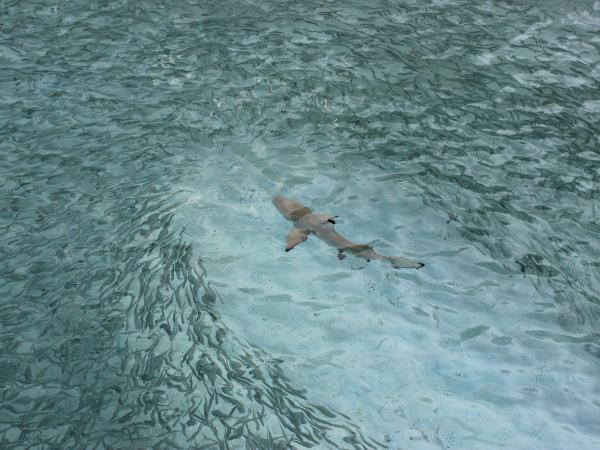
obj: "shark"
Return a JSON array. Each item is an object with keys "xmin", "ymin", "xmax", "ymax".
[{"xmin": 272, "ymin": 195, "xmax": 425, "ymax": 269}]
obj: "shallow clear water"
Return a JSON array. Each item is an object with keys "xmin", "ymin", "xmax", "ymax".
[{"xmin": 1, "ymin": 0, "xmax": 600, "ymax": 448}]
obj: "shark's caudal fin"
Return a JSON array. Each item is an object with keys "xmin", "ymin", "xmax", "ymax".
[
  {"xmin": 286, "ymin": 228, "xmax": 310, "ymax": 252},
  {"xmin": 347, "ymin": 246, "xmax": 425, "ymax": 269},
  {"xmin": 388, "ymin": 256, "xmax": 425, "ymax": 269}
]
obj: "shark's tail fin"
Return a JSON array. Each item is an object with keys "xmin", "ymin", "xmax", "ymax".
[{"xmin": 388, "ymin": 256, "xmax": 425, "ymax": 269}]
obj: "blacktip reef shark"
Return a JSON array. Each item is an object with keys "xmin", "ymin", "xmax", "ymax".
[{"xmin": 273, "ymin": 195, "xmax": 425, "ymax": 269}]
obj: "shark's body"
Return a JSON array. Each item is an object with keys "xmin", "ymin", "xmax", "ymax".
[{"xmin": 272, "ymin": 195, "xmax": 424, "ymax": 269}]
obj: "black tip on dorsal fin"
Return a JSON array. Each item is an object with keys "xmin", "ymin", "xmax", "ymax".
[{"xmin": 328, "ymin": 219, "xmax": 336, "ymax": 224}]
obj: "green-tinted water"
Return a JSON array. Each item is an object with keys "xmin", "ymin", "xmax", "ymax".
[{"xmin": 1, "ymin": 0, "xmax": 599, "ymax": 448}]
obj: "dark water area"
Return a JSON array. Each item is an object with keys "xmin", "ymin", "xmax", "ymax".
[{"xmin": 1, "ymin": 0, "xmax": 599, "ymax": 448}]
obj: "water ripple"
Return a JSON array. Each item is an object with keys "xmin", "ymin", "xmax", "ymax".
[{"xmin": 2, "ymin": 0, "xmax": 600, "ymax": 448}]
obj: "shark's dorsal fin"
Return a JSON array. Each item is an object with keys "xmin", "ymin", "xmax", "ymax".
[
  {"xmin": 285, "ymin": 228, "xmax": 310, "ymax": 252},
  {"xmin": 312, "ymin": 214, "xmax": 339, "ymax": 225}
]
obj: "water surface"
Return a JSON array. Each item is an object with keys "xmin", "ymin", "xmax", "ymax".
[{"xmin": 1, "ymin": 0, "xmax": 600, "ymax": 448}]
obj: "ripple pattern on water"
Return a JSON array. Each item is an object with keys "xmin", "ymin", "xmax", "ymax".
[
  {"xmin": 0, "ymin": 150, "xmax": 379, "ymax": 448},
  {"xmin": 1, "ymin": 0, "xmax": 600, "ymax": 449}
]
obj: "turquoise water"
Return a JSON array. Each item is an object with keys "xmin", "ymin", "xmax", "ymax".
[{"xmin": 1, "ymin": 0, "xmax": 600, "ymax": 448}]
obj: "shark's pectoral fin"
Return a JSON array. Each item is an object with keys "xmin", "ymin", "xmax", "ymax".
[{"xmin": 285, "ymin": 228, "xmax": 310, "ymax": 252}]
